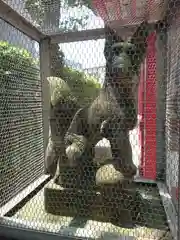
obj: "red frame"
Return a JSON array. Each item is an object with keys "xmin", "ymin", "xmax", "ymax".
[
  {"xmin": 138, "ymin": 58, "xmax": 146, "ymax": 177},
  {"xmin": 138, "ymin": 32, "xmax": 157, "ymax": 180}
]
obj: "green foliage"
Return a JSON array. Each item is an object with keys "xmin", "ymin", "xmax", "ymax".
[
  {"xmin": 47, "ymin": 76, "xmax": 77, "ymax": 106},
  {"xmin": 0, "ymin": 40, "xmax": 100, "ymax": 108},
  {"xmin": 0, "ymin": 41, "xmax": 40, "ymax": 178},
  {"xmin": 0, "ymin": 41, "xmax": 39, "ymax": 77},
  {"xmin": 48, "ymin": 68, "xmax": 101, "ymax": 108},
  {"xmin": 61, "ymin": 67, "xmax": 101, "ymax": 107},
  {"xmin": 50, "ymin": 44, "xmax": 65, "ymax": 77}
]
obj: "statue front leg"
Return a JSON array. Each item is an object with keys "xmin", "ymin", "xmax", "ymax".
[
  {"xmin": 98, "ymin": 118, "xmax": 137, "ymax": 184},
  {"xmin": 64, "ymin": 108, "xmax": 89, "ymax": 167},
  {"xmin": 109, "ymin": 128, "xmax": 137, "ymax": 180},
  {"xmin": 65, "ymin": 133, "xmax": 87, "ymax": 167},
  {"xmin": 64, "ymin": 107, "xmax": 99, "ymax": 191},
  {"xmin": 45, "ymin": 137, "xmax": 58, "ymax": 177},
  {"xmin": 77, "ymin": 144, "xmax": 97, "ymax": 190}
]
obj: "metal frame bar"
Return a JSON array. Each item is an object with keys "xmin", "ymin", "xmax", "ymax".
[
  {"xmin": 0, "ymin": 175, "xmax": 50, "ymax": 216},
  {"xmin": 50, "ymin": 28, "xmax": 105, "ymax": 44},
  {"xmin": 50, "ymin": 22, "xmax": 157, "ymax": 44},
  {"xmin": 0, "ymin": 216, "xmax": 133, "ymax": 240},
  {"xmin": 0, "ymin": 216, "xmax": 100, "ymax": 240},
  {"xmin": 178, "ymin": 120, "xmax": 180, "ymax": 240},
  {"xmin": 0, "ymin": 0, "xmax": 46, "ymax": 42},
  {"xmin": 40, "ymin": 38, "xmax": 51, "ymax": 156},
  {"xmin": 155, "ymin": 22, "xmax": 167, "ymax": 181},
  {"xmin": 157, "ymin": 182, "xmax": 177, "ymax": 240},
  {"xmin": 0, "ymin": 218, "xmax": 81, "ymax": 240}
]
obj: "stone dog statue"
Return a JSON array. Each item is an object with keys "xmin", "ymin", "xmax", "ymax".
[{"xmin": 63, "ymin": 21, "xmax": 151, "ymax": 189}]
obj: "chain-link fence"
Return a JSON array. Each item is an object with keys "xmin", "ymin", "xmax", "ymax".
[{"xmin": 0, "ymin": 0, "xmax": 179, "ymax": 240}]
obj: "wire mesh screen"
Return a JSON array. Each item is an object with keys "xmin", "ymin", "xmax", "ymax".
[
  {"xmin": 2, "ymin": 0, "xmax": 166, "ymax": 36},
  {"xmin": 0, "ymin": 1, "xmax": 179, "ymax": 240},
  {"xmin": 2, "ymin": 24, "xmax": 169, "ymax": 239},
  {"xmin": 0, "ymin": 20, "xmax": 44, "ymax": 208},
  {"xmin": 83, "ymin": 66, "xmax": 105, "ymax": 86},
  {"xmin": 3, "ymin": 0, "xmax": 104, "ymax": 35},
  {"xmin": 2, "ymin": 0, "xmax": 33, "ymax": 24},
  {"xmin": 165, "ymin": 11, "xmax": 180, "ymax": 211}
]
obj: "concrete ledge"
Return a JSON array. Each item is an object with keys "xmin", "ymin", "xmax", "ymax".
[{"xmin": 44, "ymin": 180, "xmax": 143, "ymax": 227}]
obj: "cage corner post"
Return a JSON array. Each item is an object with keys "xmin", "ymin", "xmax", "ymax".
[
  {"xmin": 155, "ymin": 23, "xmax": 167, "ymax": 182},
  {"xmin": 138, "ymin": 58, "xmax": 146, "ymax": 178},
  {"xmin": 40, "ymin": 38, "xmax": 51, "ymax": 158},
  {"xmin": 142, "ymin": 32, "xmax": 157, "ymax": 180}
]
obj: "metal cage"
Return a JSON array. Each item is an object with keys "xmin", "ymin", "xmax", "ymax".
[{"xmin": 0, "ymin": 0, "xmax": 179, "ymax": 240}]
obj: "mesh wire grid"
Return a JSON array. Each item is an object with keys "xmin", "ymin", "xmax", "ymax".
[
  {"xmin": 0, "ymin": 0, "xmax": 179, "ymax": 240},
  {"xmin": 165, "ymin": 12, "xmax": 180, "ymax": 212},
  {"xmin": 2, "ymin": 0, "xmax": 166, "ymax": 35},
  {"xmin": 0, "ymin": 21, "xmax": 44, "ymax": 208}
]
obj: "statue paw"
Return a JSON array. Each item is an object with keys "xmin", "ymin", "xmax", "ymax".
[
  {"xmin": 96, "ymin": 164, "xmax": 130, "ymax": 186},
  {"xmin": 65, "ymin": 143, "xmax": 81, "ymax": 167},
  {"xmin": 65, "ymin": 139, "xmax": 86, "ymax": 167}
]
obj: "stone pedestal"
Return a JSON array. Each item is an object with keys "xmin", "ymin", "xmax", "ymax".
[{"xmin": 44, "ymin": 178, "xmax": 143, "ymax": 227}]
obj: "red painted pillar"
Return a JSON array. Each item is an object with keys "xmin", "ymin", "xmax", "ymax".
[
  {"xmin": 143, "ymin": 32, "xmax": 157, "ymax": 180},
  {"xmin": 138, "ymin": 61, "xmax": 146, "ymax": 177}
]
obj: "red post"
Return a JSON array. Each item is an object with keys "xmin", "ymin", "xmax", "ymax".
[
  {"xmin": 143, "ymin": 32, "xmax": 157, "ymax": 180},
  {"xmin": 138, "ymin": 61, "xmax": 146, "ymax": 177}
]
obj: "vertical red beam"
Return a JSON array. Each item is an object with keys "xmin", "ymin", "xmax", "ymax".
[
  {"xmin": 138, "ymin": 61, "xmax": 146, "ymax": 177},
  {"xmin": 143, "ymin": 32, "xmax": 157, "ymax": 180}
]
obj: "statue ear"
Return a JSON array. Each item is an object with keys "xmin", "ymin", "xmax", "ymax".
[
  {"xmin": 131, "ymin": 21, "xmax": 150, "ymax": 51},
  {"xmin": 104, "ymin": 25, "xmax": 124, "ymax": 60},
  {"xmin": 130, "ymin": 21, "xmax": 150, "ymax": 65},
  {"xmin": 104, "ymin": 25, "xmax": 124, "ymax": 43}
]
